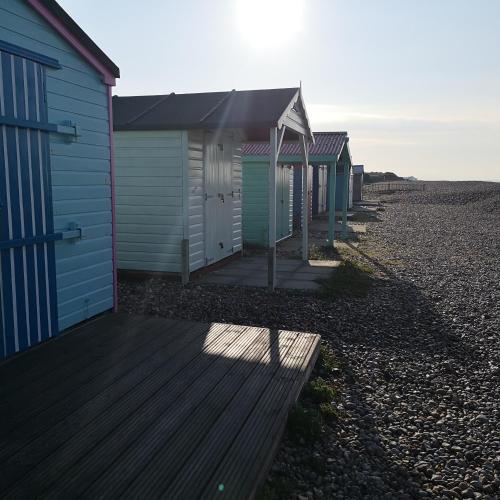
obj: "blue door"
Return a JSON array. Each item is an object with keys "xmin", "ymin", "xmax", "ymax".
[{"xmin": 0, "ymin": 44, "xmax": 58, "ymax": 359}]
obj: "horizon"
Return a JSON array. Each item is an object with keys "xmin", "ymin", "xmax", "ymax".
[{"xmin": 59, "ymin": 0, "xmax": 500, "ymax": 182}]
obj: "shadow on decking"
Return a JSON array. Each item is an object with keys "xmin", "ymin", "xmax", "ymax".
[{"xmin": 0, "ymin": 314, "xmax": 319, "ymax": 499}]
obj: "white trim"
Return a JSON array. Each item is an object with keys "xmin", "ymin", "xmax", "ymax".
[
  {"xmin": 276, "ymin": 89, "xmax": 299, "ymax": 129},
  {"xmin": 300, "ymin": 136, "xmax": 309, "ymax": 261},
  {"xmin": 277, "ymin": 125, "xmax": 286, "ymax": 155},
  {"xmin": 268, "ymin": 127, "xmax": 278, "ymax": 291}
]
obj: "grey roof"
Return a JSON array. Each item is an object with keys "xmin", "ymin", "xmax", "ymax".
[
  {"xmin": 352, "ymin": 165, "xmax": 364, "ymax": 174},
  {"xmin": 113, "ymin": 88, "xmax": 311, "ymax": 141},
  {"xmin": 243, "ymin": 132, "xmax": 348, "ymax": 157}
]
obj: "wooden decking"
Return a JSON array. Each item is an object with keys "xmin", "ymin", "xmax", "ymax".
[{"xmin": 0, "ymin": 313, "xmax": 320, "ymax": 499}]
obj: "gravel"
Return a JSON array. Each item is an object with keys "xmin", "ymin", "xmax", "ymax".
[{"xmin": 119, "ymin": 181, "xmax": 500, "ymax": 499}]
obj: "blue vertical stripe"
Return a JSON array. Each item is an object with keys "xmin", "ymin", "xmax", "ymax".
[
  {"xmin": 20, "ymin": 59, "xmax": 40, "ymax": 347},
  {"xmin": 0, "ymin": 127, "xmax": 12, "ymax": 358},
  {"xmin": 4, "ymin": 54, "xmax": 26, "ymax": 352},
  {"xmin": 14, "ymin": 70, "xmax": 30, "ymax": 351},
  {"xmin": 25, "ymin": 59, "xmax": 42, "ymax": 344}
]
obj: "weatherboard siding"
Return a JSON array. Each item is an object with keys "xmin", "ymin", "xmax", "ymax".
[
  {"xmin": 286, "ymin": 167, "xmax": 293, "ymax": 237},
  {"xmin": 114, "ymin": 130, "xmax": 184, "ymax": 273},
  {"xmin": 187, "ymin": 130, "xmax": 205, "ymax": 272},
  {"xmin": 242, "ymin": 161, "xmax": 268, "ymax": 246},
  {"xmin": 242, "ymin": 160, "xmax": 293, "ymax": 246},
  {"xmin": 0, "ymin": 0, "xmax": 114, "ymax": 331},
  {"xmin": 335, "ymin": 171, "xmax": 354, "ymax": 210}
]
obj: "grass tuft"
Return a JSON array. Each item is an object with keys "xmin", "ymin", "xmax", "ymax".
[
  {"xmin": 317, "ymin": 259, "xmax": 374, "ymax": 298},
  {"xmin": 287, "ymin": 404, "xmax": 323, "ymax": 443},
  {"xmin": 309, "ymin": 244, "xmax": 340, "ymax": 261},
  {"xmin": 256, "ymin": 477, "xmax": 295, "ymax": 500},
  {"xmin": 304, "ymin": 377, "xmax": 337, "ymax": 403},
  {"xmin": 319, "ymin": 402, "xmax": 341, "ymax": 423},
  {"xmin": 318, "ymin": 345, "xmax": 340, "ymax": 374}
]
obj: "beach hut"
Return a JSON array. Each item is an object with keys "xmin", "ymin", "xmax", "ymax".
[
  {"xmin": 292, "ymin": 164, "xmax": 312, "ymax": 228},
  {"xmin": 113, "ymin": 88, "xmax": 313, "ymax": 289},
  {"xmin": 335, "ymin": 161, "xmax": 354, "ymax": 211},
  {"xmin": 352, "ymin": 164, "xmax": 364, "ymax": 202},
  {"xmin": 0, "ymin": 0, "xmax": 119, "ymax": 359},
  {"xmin": 243, "ymin": 131, "xmax": 352, "ymax": 245},
  {"xmin": 241, "ymin": 158, "xmax": 295, "ymax": 246}
]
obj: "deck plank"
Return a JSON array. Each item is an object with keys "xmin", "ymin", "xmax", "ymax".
[
  {"xmin": 204, "ymin": 334, "xmax": 321, "ymax": 500},
  {"xmin": 0, "ymin": 314, "xmax": 320, "ymax": 500},
  {"xmin": 1, "ymin": 315, "xmax": 180, "ymax": 432},
  {"xmin": 1, "ymin": 322, "xmax": 235, "ymax": 495},
  {"xmin": 84, "ymin": 329, "xmax": 297, "ymax": 499},
  {"xmin": 47, "ymin": 326, "xmax": 269, "ymax": 499},
  {"xmin": 0, "ymin": 317, "xmax": 206, "ymax": 469},
  {"xmin": 0, "ymin": 314, "xmax": 144, "ymax": 394},
  {"xmin": 166, "ymin": 333, "xmax": 320, "ymax": 500}
]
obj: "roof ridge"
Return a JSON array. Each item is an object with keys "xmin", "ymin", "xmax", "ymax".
[
  {"xmin": 124, "ymin": 92, "xmax": 176, "ymax": 126},
  {"xmin": 198, "ymin": 89, "xmax": 236, "ymax": 124},
  {"xmin": 314, "ymin": 131, "xmax": 348, "ymax": 135}
]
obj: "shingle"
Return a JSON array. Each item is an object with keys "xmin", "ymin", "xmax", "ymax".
[{"xmin": 243, "ymin": 132, "xmax": 348, "ymax": 157}]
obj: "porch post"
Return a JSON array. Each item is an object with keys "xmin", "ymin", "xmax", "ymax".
[
  {"xmin": 300, "ymin": 136, "xmax": 309, "ymax": 261},
  {"xmin": 328, "ymin": 160, "xmax": 337, "ymax": 246},
  {"xmin": 268, "ymin": 127, "xmax": 278, "ymax": 291},
  {"xmin": 342, "ymin": 163, "xmax": 349, "ymax": 239}
]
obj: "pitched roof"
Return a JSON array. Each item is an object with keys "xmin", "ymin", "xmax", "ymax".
[
  {"xmin": 243, "ymin": 132, "xmax": 348, "ymax": 157},
  {"xmin": 113, "ymin": 88, "xmax": 313, "ymax": 141},
  {"xmin": 27, "ymin": 0, "xmax": 119, "ymax": 79}
]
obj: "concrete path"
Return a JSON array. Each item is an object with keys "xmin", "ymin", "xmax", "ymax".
[{"xmin": 199, "ymin": 257, "xmax": 339, "ymax": 290}]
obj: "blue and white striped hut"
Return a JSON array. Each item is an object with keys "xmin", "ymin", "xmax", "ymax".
[{"xmin": 0, "ymin": 0, "xmax": 119, "ymax": 359}]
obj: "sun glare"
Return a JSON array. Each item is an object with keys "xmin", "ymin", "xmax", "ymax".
[{"xmin": 236, "ymin": 0, "xmax": 305, "ymax": 50}]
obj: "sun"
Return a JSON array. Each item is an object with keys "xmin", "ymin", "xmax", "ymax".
[{"xmin": 235, "ymin": 0, "xmax": 305, "ymax": 50}]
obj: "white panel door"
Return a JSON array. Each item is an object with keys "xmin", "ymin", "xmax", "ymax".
[
  {"xmin": 218, "ymin": 134, "xmax": 233, "ymax": 257},
  {"xmin": 204, "ymin": 134, "xmax": 219, "ymax": 264},
  {"xmin": 204, "ymin": 133, "xmax": 233, "ymax": 265}
]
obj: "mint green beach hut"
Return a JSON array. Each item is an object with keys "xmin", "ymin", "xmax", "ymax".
[
  {"xmin": 241, "ymin": 161, "xmax": 294, "ymax": 246},
  {"xmin": 242, "ymin": 132, "xmax": 353, "ymax": 246}
]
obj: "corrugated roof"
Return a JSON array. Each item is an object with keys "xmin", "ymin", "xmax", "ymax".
[
  {"xmin": 243, "ymin": 132, "xmax": 348, "ymax": 157},
  {"xmin": 113, "ymin": 88, "xmax": 307, "ymax": 140}
]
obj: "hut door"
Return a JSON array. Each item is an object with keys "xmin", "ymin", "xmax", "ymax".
[
  {"xmin": 318, "ymin": 166, "xmax": 327, "ymax": 213},
  {"xmin": 276, "ymin": 165, "xmax": 290, "ymax": 240},
  {"xmin": 0, "ymin": 48, "xmax": 58, "ymax": 358},
  {"xmin": 204, "ymin": 133, "xmax": 233, "ymax": 264}
]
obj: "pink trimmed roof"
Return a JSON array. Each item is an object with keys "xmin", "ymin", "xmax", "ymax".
[
  {"xmin": 27, "ymin": 0, "xmax": 119, "ymax": 85},
  {"xmin": 243, "ymin": 132, "xmax": 348, "ymax": 157}
]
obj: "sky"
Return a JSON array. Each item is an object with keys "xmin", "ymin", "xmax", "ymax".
[{"xmin": 59, "ymin": 0, "xmax": 500, "ymax": 181}]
